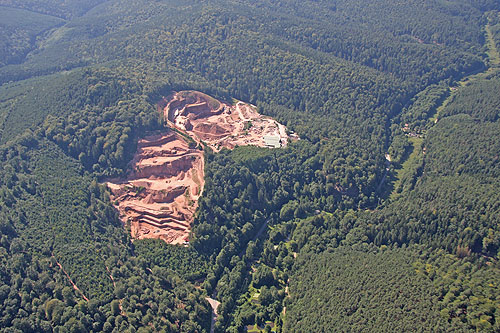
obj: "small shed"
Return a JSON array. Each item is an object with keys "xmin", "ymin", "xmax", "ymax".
[{"xmin": 263, "ymin": 135, "xmax": 281, "ymax": 148}]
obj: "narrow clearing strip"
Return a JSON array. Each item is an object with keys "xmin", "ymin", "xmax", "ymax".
[
  {"xmin": 53, "ymin": 257, "xmax": 89, "ymax": 302},
  {"xmin": 386, "ymin": 14, "xmax": 500, "ymax": 200}
]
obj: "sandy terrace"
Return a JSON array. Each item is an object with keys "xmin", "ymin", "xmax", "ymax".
[
  {"xmin": 108, "ymin": 91, "xmax": 292, "ymax": 245},
  {"xmin": 107, "ymin": 131, "xmax": 204, "ymax": 245},
  {"xmin": 160, "ymin": 90, "xmax": 289, "ymax": 151}
]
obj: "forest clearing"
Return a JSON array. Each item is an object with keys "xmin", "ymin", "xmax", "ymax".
[{"xmin": 107, "ymin": 91, "xmax": 291, "ymax": 244}]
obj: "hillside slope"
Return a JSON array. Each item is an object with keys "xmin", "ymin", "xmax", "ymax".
[{"xmin": 0, "ymin": 0, "xmax": 498, "ymax": 332}]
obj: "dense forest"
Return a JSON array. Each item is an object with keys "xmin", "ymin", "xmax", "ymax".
[{"xmin": 0, "ymin": 0, "xmax": 499, "ymax": 332}]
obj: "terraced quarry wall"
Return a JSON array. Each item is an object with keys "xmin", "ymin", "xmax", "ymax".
[
  {"xmin": 161, "ymin": 90, "xmax": 289, "ymax": 150},
  {"xmin": 107, "ymin": 131, "xmax": 204, "ymax": 244},
  {"xmin": 108, "ymin": 91, "xmax": 292, "ymax": 244}
]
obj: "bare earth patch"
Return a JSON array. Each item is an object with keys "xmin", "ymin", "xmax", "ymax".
[
  {"xmin": 160, "ymin": 90, "xmax": 289, "ymax": 150},
  {"xmin": 107, "ymin": 131, "xmax": 204, "ymax": 244},
  {"xmin": 107, "ymin": 91, "xmax": 292, "ymax": 244}
]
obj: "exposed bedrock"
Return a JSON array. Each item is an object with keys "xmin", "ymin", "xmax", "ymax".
[
  {"xmin": 107, "ymin": 91, "xmax": 293, "ymax": 244},
  {"xmin": 131, "ymin": 154, "xmax": 199, "ymax": 179},
  {"xmin": 107, "ymin": 129, "xmax": 204, "ymax": 245}
]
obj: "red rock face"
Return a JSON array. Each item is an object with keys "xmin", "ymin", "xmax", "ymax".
[
  {"xmin": 107, "ymin": 91, "xmax": 293, "ymax": 244},
  {"xmin": 163, "ymin": 91, "xmax": 290, "ymax": 151},
  {"xmin": 107, "ymin": 131, "xmax": 204, "ymax": 245}
]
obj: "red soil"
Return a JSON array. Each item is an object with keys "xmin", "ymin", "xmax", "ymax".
[
  {"xmin": 108, "ymin": 91, "xmax": 292, "ymax": 244},
  {"xmin": 162, "ymin": 90, "xmax": 289, "ymax": 151},
  {"xmin": 54, "ymin": 257, "xmax": 89, "ymax": 302},
  {"xmin": 107, "ymin": 130, "xmax": 204, "ymax": 245}
]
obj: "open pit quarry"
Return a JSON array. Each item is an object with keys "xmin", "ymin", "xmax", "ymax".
[
  {"xmin": 161, "ymin": 90, "xmax": 289, "ymax": 150},
  {"xmin": 107, "ymin": 91, "xmax": 292, "ymax": 244}
]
